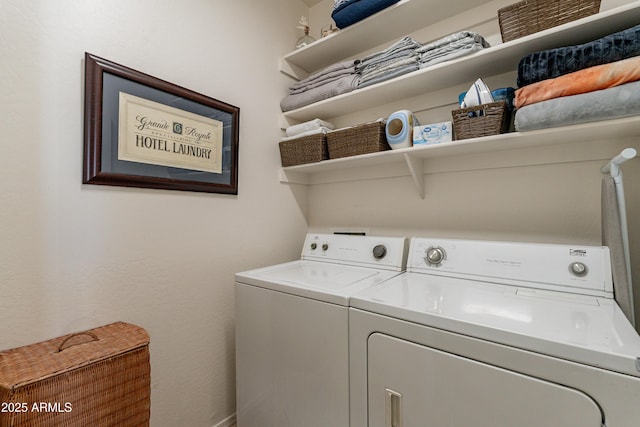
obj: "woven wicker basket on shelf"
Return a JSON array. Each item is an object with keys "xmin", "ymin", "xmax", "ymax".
[
  {"xmin": 451, "ymin": 101, "xmax": 510, "ymax": 140},
  {"xmin": 498, "ymin": 0, "xmax": 601, "ymax": 42},
  {"xmin": 326, "ymin": 121, "xmax": 389, "ymax": 159},
  {"xmin": 0, "ymin": 322, "xmax": 150, "ymax": 427},
  {"xmin": 279, "ymin": 133, "xmax": 328, "ymax": 167}
]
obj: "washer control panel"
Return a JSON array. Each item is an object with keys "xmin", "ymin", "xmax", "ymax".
[
  {"xmin": 302, "ymin": 234, "xmax": 408, "ymax": 271},
  {"xmin": 408, "ymin": 237, "xmax": 613, "ymax": 297}
]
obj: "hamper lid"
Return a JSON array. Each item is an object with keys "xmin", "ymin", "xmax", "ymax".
[{"xmin": 0, "ymin": 321, "xmax": 150, "ymax": 389}]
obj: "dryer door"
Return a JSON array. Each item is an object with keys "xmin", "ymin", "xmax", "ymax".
[{"xmin": 368, "ymin": 333, "xmax": 603, "ymax": 427}]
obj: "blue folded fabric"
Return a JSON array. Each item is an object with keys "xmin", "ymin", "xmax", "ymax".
[
  {"xmin": 517, "ymin": 24, "xmax": 640, "ymax": 87},
  {"xmin": 332, "ymin": 0, "xmax": 401, "ymax": 29}
]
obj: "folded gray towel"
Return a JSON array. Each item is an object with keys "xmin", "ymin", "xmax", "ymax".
[
  {"xmin": 281, "ymin": 74, "xmax": 360, "ymax": 112},
  {"xmin": 419, "ymin": 42, "xmax": 487, "ymax": 69},
  {"xmin": 289, "ymin": 67, "xmax": 356, "ymax": 95},
  {"xmin": 360, "ymin": 55, "xmax": 418, "ymax": 82},
  {"xmin": 358, "ymin": 63, "xmax": 419, "ymax": 88},
  {"xmin": 514, "ymin": 80, "xmax": 640, "ymax": 131},
  {"xmin": 289, "ymin": 60, "xmax": 357, "ymax": 93},
  {"xmin": 414, "ymin": 31, "xmax": 490, "ymax": 70},
  {"xmin": 357, "ymin": 36, "xmax": 422, "ymax": 71},
  {"xmin": 416, "ymin": 31, "xmax": 489, "ymax": 54}
]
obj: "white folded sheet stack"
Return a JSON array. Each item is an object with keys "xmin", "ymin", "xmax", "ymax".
[{"xmin": 281, "ymin": 119, "xmax": 335, "ymax": 141}]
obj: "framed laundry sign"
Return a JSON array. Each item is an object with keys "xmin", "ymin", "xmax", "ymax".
[{"xmin": 83, "ymin": 53, "xmax": 240, "ymax": 194}]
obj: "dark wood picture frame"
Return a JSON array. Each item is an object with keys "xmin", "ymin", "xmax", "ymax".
[{"xmin": 83, "ymin": 52, "xmax": 240, "ymax": 194}]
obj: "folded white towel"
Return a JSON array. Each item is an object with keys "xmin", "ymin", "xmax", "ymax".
[
  {"xmin": 280, "ymin": 127, "xmax": 331, "ymax": 142},
  {"xmin": 286, "ymin": 119, "xmax": 335, "ymax": 137}
]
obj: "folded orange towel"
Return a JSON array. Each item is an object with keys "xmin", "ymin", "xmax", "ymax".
[{"xmin": 515, "ymin": 56, "xmax": 640, "ymax": 109}]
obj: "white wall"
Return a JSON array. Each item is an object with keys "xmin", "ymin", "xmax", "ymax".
[{"xmin": 0, "ymin": 1, "xmax": 308, "ymax": 426}]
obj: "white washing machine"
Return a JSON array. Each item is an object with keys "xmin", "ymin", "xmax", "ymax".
[
  {"xmin": 349, "ymin": 237, "xmax": 640, "ymax": 427},
  {"xmin": 235, "ymin": 233, "xmax": 408, "ymax": 427}
]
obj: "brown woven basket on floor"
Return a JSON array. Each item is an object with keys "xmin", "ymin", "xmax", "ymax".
[
  {"xmin": 279, "ymin": 133, "xmax": 328, "ymax": 167},
  {"xmin": 0, "ymin": 322, "xmax": 150, "ymax": 427},
  {"xmin": 451, "ymin": 101, "xmax": 510, "ymax": 140},
  {"xmin": 498, "ymin": 0, "xmax": 601, "ymax": 42},
  {"xmin": 327, "ymin": 121, "xmax": 389, "ymax": 159}
]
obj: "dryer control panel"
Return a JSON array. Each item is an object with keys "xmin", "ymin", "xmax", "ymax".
[
  {"xmin": 408, "ymin": 237, "xmax": 613, "ymax": 298},
  {"xmin": 302, "ymin": 234, "xmax": 408, "ymax": 271}
]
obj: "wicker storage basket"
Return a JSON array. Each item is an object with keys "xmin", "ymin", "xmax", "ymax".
[
  {"xmin": 326, "ymin": 121, "xmax": 389, "ymax": 159},
  {"xmin": 498, "ymin": 0, "xmax": 601, "ymax": 42},
  {"xmin": 0, "ymin": 322, "xmax": 150, "ymax": 427},
  {"xmin": 279, "ymin": 133, "xmax": 328, "ymax": 167},
  {"xmin": 451, "ymin": 101, "xmax": 510, "ymax": 140}
]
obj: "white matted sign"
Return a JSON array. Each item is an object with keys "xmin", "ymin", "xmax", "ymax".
[{"xmin": 118, "ymin": 92, "xmax": 223, "ymax": 174}]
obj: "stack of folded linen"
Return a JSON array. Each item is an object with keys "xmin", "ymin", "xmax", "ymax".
[
  {"xmin": 281, "ymin": 119, "xmax": 335, "ymax": 141},
  {"xmin": 280, "ymin": 60, "xmax": 360, "ymax": 112},
  {"xmin": 417, "ymin": 31, "xmax": 490, "ymax": 69},
  {"xmin": 514, "ymin": 24, "xmax": 640, "ymax": 131},
  {"xmin": 357, "ymin": 36, "xmax": 423, "ymax": 88}
]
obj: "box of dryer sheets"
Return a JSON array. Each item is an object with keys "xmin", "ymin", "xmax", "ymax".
[{"xmin": 413, "ymin": 121, "xmax": 452, "ymax": 145}]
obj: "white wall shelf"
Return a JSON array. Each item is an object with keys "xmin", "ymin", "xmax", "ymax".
[
  {"xmin": 281, "ymin": 1, "xmax": 640, "ymax": 122},
  {"xmin": 282, "ymin": 0, "xmax": 491, "ymax": 78},
  {"xmin": 280, "ymin": 1, "xmax": 640, "ymax": 199},
  {"xmin": 280, "ymin": 116, "xmax": 640, "ymax": 198}
]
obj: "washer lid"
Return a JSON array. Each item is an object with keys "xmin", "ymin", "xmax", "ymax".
[
  {"xmin": 351, "ymin": 273, "xmax": 640, "ymax": 377},
  {"xmin": 236, "ymin": 260, "xmax": 401, "ymax": 305}
]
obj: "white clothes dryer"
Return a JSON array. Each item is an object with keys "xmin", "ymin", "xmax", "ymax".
[
  {"xmin": 349, "ymin": 237, "xmax": 640, "ymax": 427},
  {"xmin": 235, "ymin": 233, "xmax": 407, "ymax": 427}
]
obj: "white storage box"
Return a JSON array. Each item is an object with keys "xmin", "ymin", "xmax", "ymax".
[{"xmin": 413, "ymin": 122, "xmax": 452, "ymax": 145}]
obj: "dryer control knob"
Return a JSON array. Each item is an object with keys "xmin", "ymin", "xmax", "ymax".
[
  {"xmin": 310, "ymin": 242, "xmax": 317, "ymax": 250},
  {"xmin": 570, "ymin": 262, "xmax": 588, "ymax": 277},
  {"xmin": 425, "ymin": 246, "xmax": 446, "ymax": 266},
  {"xmin": 322, "ymin": 243, "xmax": 329, "ymax": 251},
  {"xmin": 373, "ymin": 244, "xmax": 387, "ymax": 260}
]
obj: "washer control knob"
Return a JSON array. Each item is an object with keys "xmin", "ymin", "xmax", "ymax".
[
  {"xmin": 570, "ymin": 262, "xmax": 588, "ymax": 277},
  {"xmin": 322, "ymin": 243, "xmax": 329, "ymax": 251},
  {"xmin": 311, "ymin": 243, "xmax": 317, "ymax": 250},
  {"xmin": 425, "ymin": 246, "xmax": 446, "ymax": 266},
  {"xmin": 372, "ymin": 244, "xmax": 387, "ymax": 260}
]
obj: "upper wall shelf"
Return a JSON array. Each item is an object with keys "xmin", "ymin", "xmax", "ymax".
[
  {"xmin": 281, "ymin": 1, "xmax": 640, "ymax": 122},
  {"xmin": 283, "ymin": 0, "xmax": 491, "ymax": 76}
]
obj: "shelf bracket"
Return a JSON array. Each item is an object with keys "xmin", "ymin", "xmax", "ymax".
[
  {"xmin": 279, "ymin": 168, "xmax": 310, "ymax": 185},
  {"xmin": 279, "ymin": 60, "xmax": 309, "ymax": 81},
  {"xmin": 403, "ymin": 153, "xmax": 425, "ymax": 199}
]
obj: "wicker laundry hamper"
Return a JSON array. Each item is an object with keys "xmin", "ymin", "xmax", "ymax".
[{"xmin": 0, "ymin": 322, "xmax": 150, "ymax": 427}]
